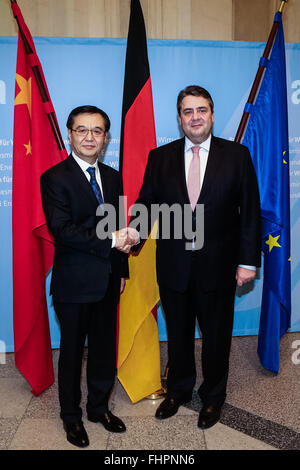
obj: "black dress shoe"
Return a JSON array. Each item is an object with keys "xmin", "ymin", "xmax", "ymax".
[
  {"xmin": 198, "ymin": 403, "xmax": 222, "ymax": 430},
  {"xmin": 88, "ymin": 411, "xmax": 126, "ymax": 433},
  {"xmin": 63, "ymin": 421, "xmax": 89, "ymax": 448},
  {"xmin": 155, "ymin": 397, "xmax": 180, "ymax": 420}
]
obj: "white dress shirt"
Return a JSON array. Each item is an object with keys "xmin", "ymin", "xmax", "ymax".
[{"xmin": 72, "ymin": 152, "xmax": 104, "ymax": 195}]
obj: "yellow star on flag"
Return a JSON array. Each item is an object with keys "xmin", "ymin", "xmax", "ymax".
[
  {"xmin": 265, "ymin": 234, "xmax": 281, "ymax": 252},
  {"xmin": 283, "ymin": 150, "xmax": 287, "ymax": 164},
  {"xmin": 15, "ymin": 73, "xmax": 32, "ymax": 118},
  {"xmin": 24, "ymin": 140, "xmax": 32, "ymax": 155}
]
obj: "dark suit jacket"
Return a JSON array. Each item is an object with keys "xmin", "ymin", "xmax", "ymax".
[
  {"xmin": 133, "ymin": 136, "xmax": 261, "ymax": 293},
  {"xmin": 40, "ymin": 155, "xmax": 128, "ymax": 303}
]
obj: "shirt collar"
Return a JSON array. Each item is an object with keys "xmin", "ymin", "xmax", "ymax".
[
  {"xmin": 184, "ymin": 134, "xmax": 212, "ymax": 153},
  {"xmin": 72, "ymin": 151, "xmax": 98, "ymax": 172}
]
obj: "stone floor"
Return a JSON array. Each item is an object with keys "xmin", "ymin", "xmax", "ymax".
[{"xmin": 1, "ymin": 333, "xmax": 300, "ymax": 451}]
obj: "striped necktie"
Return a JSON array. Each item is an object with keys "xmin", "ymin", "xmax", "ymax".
[{"xmin": 86, "ymin": 166, "xmax": 104, "ymax": 205}]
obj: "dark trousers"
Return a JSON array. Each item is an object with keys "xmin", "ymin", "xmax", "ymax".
[
  {"xmin": 53, "ymin": 279, "xmax": 118, "ymax": 424},
  {"xmin": 159, "ymin": 260, "xmax": 236, "ymax": 406}
]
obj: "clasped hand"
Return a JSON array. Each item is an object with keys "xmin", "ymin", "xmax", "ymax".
[{"xmin": 114, "ymin": 227, "xmax": 139, "ymax": 253}]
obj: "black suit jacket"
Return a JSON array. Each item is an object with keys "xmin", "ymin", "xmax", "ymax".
[
  {"xmin": 40, "ymin": 155, "xmax": 128, "ymax": 303},
  {"xmin": 134, "ymin": 136, "xmax": 261, "ymax": 293}
]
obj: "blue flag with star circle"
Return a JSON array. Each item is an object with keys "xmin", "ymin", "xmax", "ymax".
[{"xmin": 242, "ymin": 12, "xmax": 291, "ymax": 374}]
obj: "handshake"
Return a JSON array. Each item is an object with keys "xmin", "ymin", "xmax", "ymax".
[{"xmin": 113, "ymin": 227, "xmax": 139, "ymax": 253}]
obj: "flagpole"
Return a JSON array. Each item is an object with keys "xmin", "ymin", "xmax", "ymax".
[
  {"xmin": 235, "ymin": 0, "xmax": 288, "ymax": 143},
  {"xmin": 10, "ymin": 0, "xmax": 65, "ymax": 151}
]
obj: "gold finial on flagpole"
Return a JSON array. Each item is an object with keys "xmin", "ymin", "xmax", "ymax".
[
  {"xmin": 145, "ymin": 364, "xmax": 168, "ymax": 400},
  {"xmin": 278, "ymin": 0, "xmax": 288, "ymax": 14},
  {"xmin": 145, "ymin": 389, "xmax": 166, "ymax": 400}
]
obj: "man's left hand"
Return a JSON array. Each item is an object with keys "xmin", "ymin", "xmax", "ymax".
[{"xmin": 236, "ymin": 267, "xmax": 256, "ymax": 287}]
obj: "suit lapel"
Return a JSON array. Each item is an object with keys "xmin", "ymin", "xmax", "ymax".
[
  {"xmin": 176, "ymin": 138, "xmax": 191, "ymax": 206},
  {"xmin": 198, "ymin": 136, "xmax": 223, "ymax": 204},
  {"xmin": 66, "ymin": 155, "xmax": 99, "ymax": 206},
  {"xmin": 98, "ymin": 161, "xmax": 113, "ymax": 204}
]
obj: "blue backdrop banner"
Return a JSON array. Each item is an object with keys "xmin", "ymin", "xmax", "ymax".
[{"xmin": 1, "ymin": 37, "xmax": 300, "ymax": 350}]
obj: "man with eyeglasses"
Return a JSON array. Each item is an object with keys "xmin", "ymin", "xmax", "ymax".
[{"xmin": 40, "ymin": 105, "xmax": 138, "ymax": 448}]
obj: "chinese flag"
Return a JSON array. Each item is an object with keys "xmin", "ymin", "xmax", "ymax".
[
  {"xmin": 117, "ymin": 0, "xmax": 161, "ymax": 402},
  {"xmin": 12, "ymin": 2, "xmax": 67, "ymax": 395}
]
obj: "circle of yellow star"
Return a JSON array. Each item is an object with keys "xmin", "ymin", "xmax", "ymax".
[
  {"xmin": 15, "ymin": 73, "xmax": 32, "ymax": 118},
  {"xmin": 265, "ymin": 234, "xmax": 281, "ymax": 252},
  {"xmin": 24, "ymin": 140, "xmax": 32, "ymax": 155},
  {"xmin": 283, "ymin": 150, "xmax": 287, "ymax": 164}
]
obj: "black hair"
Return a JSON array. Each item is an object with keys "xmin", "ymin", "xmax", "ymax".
[{"xmin": 66, "ymin": 105, "xmax": 111, "ymax": 132}]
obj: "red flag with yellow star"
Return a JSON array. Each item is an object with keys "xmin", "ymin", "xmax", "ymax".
[{"xmin": 12, "ymin": 2, "xmax": 67, "ymax": 395}]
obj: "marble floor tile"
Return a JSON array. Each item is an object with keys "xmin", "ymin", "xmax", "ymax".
[
  {"xmin": 8, "ymin": 418, "xmax": 69, "ymax": 450},
  {"xmin": 0, "ymin": 378, "xmax": 32, "ymax": 418},
  {"xmin": 220, "ymin": 403, "xmax": 300, "ymax": 450},
  {"xmin": 106, "ymin": 416, "xmax": 206, "ymax": 451},
  {"xmin": 0, "ymin": 353, "xmax": 23, "ymax": 378},
  {"xmin": 24, "ymin": 382, "xmax": 60, "ymax": 419},
  {"xmin": 225, "ymin": 333, "xmax": 300, "ymax": 433},
  {"xmin": 232, "ymin": 333, "xmax": 300, "ymax": 375},
  {"xmin": 0, "ymin": 418, "xmax": 22, "ymax": 450},
  {"xmin": 2, "ymin": 335, "xmax": 299, "ymax": 451},
  {"xmin": 8, "ymin": 418, "xmax": 110, "ymax": 451},
  {"xmin": 228, "ymin": 377, "xmax": 300, "ymax": 432},
  {"xmin": 204, "ymin": 422, "xmax": 276, "ymax": 450}
]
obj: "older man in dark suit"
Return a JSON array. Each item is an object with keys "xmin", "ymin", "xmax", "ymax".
[
  {"xmin": 132, "ymin": 86, "xmax": 261, "ymax": 429},
  {"xmin": 40, "ymin": 105, "xmax": 138, "ymax": 448}
]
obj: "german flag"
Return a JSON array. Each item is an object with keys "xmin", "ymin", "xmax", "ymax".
[{"xmin": 117, "ymin": 0, "xmax": 161, "ymax": 402}]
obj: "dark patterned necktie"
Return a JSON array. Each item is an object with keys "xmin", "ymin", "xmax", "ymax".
[{"xmin": 86, "ymin": 166, "xmax": 104, "ymax": 205}]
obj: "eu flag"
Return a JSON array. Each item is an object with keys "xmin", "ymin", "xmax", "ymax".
[{"xmin": 243, "ymin": 12, "xmax": 291, "ymax": 374}]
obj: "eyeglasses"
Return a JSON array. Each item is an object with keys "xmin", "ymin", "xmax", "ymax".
[{"xmin": 70, "ymin": 127, "xmax": 106, "ymax": 138}]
